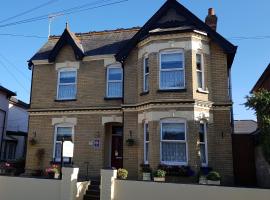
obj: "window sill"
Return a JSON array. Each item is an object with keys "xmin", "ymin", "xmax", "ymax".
[
  {"xmin": 157, "ymin": 89, "xmax": 187, "ymax": 93},
  {"xmin": 55, "ymin": 99, "xmax": 77, "ymax": 102},
  {"xmin": 104, "ymin": 97, "xmax": 123, "ymax": 100},
  {"xmin": 197, "ymin": 89, "xmax": 209, "ymax": 94},
  {"xmin": 140, "ymin": 91, "xmax": 149, "ymax": 96}
]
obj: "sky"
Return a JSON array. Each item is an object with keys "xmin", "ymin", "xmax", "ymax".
[{"xmin": 0, "ymin": 0, "xmax": 269, "ymax": 120}]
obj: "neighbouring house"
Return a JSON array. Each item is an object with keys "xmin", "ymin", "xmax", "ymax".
[
  {"xmin": 234, "ymin": 120, "xmax": 257, "ymax": 135},
  {"xmin": 0, "ymin": 87, "xmax": 29, "ymax": 162},
  {"xmin": 0, "ymin": 86, "xmax": 16, "ymax": 160},
  {"xmin": 26, "ymin": 0, "xmax": 237, "ymax": 185},
  {"xmin": 250, "ymin": 63, "xmax": 270, "ymax": 188},
  {"xmin": 3, "ymin": 97, "xmax": 29, "ymax": 161}
]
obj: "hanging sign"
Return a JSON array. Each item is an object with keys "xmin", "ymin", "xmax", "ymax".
[{"xmin": 63, "ymin": 141, "xmax": 74, "ymax": 157}]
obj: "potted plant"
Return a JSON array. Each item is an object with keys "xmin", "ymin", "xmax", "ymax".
[
  {"xmin": 126, "ymin": 138, "xmax": 135, "ymax": 146},
  {"xmin": 29, "ymin": 137, "xmax": 37, "ymax": 146},
  {"xmin": 206, "ymin": 171, "xmax": 221, "ymax": 185},
  {"xmin": 117, "ymin": 168, "xmax": 128, "ymax": 180},
  {"xmin": 153, "ymin": 169, "xmax": 166, "ymax": 182},
  {"xmin": 140, "ymin": 164, "xmax": 152, "ymax": 181},
  {"xmin": 45, "ymin": 164, "xmax": 60, "ymax": 179}
]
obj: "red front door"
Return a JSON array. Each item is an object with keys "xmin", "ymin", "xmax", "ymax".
[{"xmin": 111, "ymin": 126, "xmax": 123, "ymax": 169}]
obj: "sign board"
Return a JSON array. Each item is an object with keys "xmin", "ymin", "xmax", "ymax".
[
  {"xmin": 89, "ymin": 138, "xmax": 101, "ymax": 149},
  {"xmin": 63, "ymin": 141, "xmax": 74, "ymax": 157}
]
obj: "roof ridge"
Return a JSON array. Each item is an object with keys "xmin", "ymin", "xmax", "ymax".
[{"xmin": 49, "ymin": 27, "xmax": 141, "ymax": 39}]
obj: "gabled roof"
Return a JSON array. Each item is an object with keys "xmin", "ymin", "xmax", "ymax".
[
  {"xmin": 0, "ymin": 86, "xmax": 16, "ymax": 97},
  {"xmin": 48, "ymin": 26, "xmax": 84, "ymax": 62},
  {"xmin": 252, "ymin": 63, "xmax": 270, "ymax": 92},
  {"xmin": 234, "ymin": 120, "xmax": 258, "ymax": 134},
  {"xmin": 9, "ymin": 96, "xmax": 29, "ymax": 109},
  {"xmin": 115, "ymin": 0, "xmax": 237, "ymax": 68}
]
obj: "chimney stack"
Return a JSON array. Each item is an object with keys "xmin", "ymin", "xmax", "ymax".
[{"xmin": 205, "ymin": 8, "xmax": 218, "ymax": 31}]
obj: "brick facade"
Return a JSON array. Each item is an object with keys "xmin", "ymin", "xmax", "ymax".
[{"xmin": 26, "ymin": 1, "xmax": 235, "ymax": 185}]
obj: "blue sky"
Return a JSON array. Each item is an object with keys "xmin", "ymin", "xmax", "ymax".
[{"xmin": 0, "ymin": 0, "xmax": 269, "ymax": 120}]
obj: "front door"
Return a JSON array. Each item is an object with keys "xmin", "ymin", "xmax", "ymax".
[{"xmin": 111, "ymin": 126, "xmax": 123, "ymax": 169}]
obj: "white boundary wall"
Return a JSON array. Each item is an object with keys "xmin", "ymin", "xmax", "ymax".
[
  {"xmin": 101, "ymin": 169, "xmax": 270, "ymax": 200},
  {"xmin": 0, "ymin": 167, "xmax": 87, "ymax": 200}
]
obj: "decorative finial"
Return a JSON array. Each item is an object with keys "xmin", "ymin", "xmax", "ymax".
[{"xmin": 66, "ymin": 21, "xmax": 69, "ymax": 30}]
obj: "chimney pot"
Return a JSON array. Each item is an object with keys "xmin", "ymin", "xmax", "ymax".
[{"xmin": 205, "ymin": 8, "xmax": 218, "ymax": 31}]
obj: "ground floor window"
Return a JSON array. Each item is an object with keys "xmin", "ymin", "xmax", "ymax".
[
  {"xmin": 144, "ymin": 122, "xmax": 149, "ymax": 164},
  {"xmin": 4, "ymin": 141, "xmax": 17, "ymax": 160},
  {"xmin": 199, "ymin": 122, "xmax": 208, "ymax": 166},
  {"xmin": 160, "ymin": 119, "xmax": 187, "ymax": 165},
  {"xmin": 54, "ymin": 124, "xmax": 74, "ymax": 163}
]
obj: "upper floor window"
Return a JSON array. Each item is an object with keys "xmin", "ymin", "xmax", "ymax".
[
  {"xmin": 196, "ymin": 54, "xmax": 204, "ymax": 90},
  {"xmin": 106, "ymin": 65, "xmax": 123, "ymax": 98},
  {"xmin": 143, "ymin": 57, "xmax": 149, "ymax": 92},
  {"xmin": 57, "ymin": 69, "xmax": 77, "ymax": 100},
  {"xmin": 54, "ymin": 124, "xmax": 74, "ymax": 163},
  {"xmin": 160, "ymin": 118, "xmax": 187, "ymax": 165},
  {"xmin": 159, "ymin": 50, "xmax": 185, "ymax": 90},
  {"xmin": 199, "ymin": 122, "xmax": 208, "ymax": 166}
]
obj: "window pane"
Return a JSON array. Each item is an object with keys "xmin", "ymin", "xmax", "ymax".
[
  {"xmin": 60, "ymin": 71, "xmax": 76, "ymax": 84},
  {"xmin": 199, "ymin": 124, "xmax": 205, "ymax": 142},
  {"xmin": 200, "ymin": 144, "xmax": 206, "ymax": 164},
  {"xmin": 55, "ymin": 142, "xmax": 62, "ymax": 160},
  {"xmin": 196, "ymin": 54, "xmax": 202, "ymax": 71},
  {"xmin": 144, "ymin": 58, "xmax": 149, "ymax": 74},
  {"xmin": 197, "ymin": 71, "xmax": 203, "ymax": 89},
  {"xmin": 108, "ymin": 68, "xmax": 122, "ymax": 81},
  {"xmin": 160, "ymin": 70, "xmax": 184, "ymax": 88},
  {"xmin": 144, "ymin": 74, "xmax": 149, "ymax": 91},
  {"xmin": 162, "ymin": 123, "xmax": 185, "ymax": 140},
  {"xmin": 161, "ymin": 53, "xmax": 183, "ymax": 69},
  {"xmin": 108, "ymin": 82, "xmax": 122, "ymax": 97},
  {"xmin": 145, "ymin": 143, "xmax": 149, "ymax": 162},
  {"xmin": 145, "ymin": 123, "xmax": 149, "ymax": 141},
  {"xmin": 56, "ymin": 127, "xmax": 72, "ymax": 141},
  {"xmin": 161, "ymin": 142, "xmax": 186, "ymax": 163},
  {"xmin": 58, "ymin": 84, "xmax": 76, "ymax": 99}
]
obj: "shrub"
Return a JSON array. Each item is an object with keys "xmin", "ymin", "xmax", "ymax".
[
  {"xmin": 153, "ymin": 169, "xmax": 166, "ymax": 178},
  {"xmin": 117, "ymin": 168, "xmax": 128, "ymax": 179},
  {"xmin": 206, "ymin": 171, "xmax": 221, "ymax": 181}
]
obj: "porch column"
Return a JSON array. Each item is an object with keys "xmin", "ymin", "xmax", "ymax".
[{"xmin": 100, "ymin": 169, "xmax": 117, "ymax": 200}]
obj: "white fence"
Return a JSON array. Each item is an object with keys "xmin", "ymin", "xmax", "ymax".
[
  {"xmin": 101, "ymin": 169, "xmax": 270, "ymax": 200},
  {"xmin": 0, "ymin": 168, "xmax": 89, "ymax": 200}
]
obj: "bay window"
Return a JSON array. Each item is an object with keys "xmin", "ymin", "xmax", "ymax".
[
  {"xmin": 159, "ymin": 50, "xmax": 185, "ymax": 89},
  {"xmin": 144, "ymin": 122, "xmax": 149, "ymax": 164},
  {"xmin": 160, "ymin": 119, "xmax": 187, "ymax": 165},
  {"xmin": 199, "ymin": 122, "xmax": 208, "ymax": 166},
  {"xmin": 57, "ymin": 69, "xmax": 77, "ymax": 100},
  {"xmin": 106, "ymin": 65, "xmax": 123, "ymax": 98},
  {"xmin": 54, "ymin": 124, "xmax": 74, "ymax": 163},
  {"xmin": 143, "ymin": 57, "xmax": 149, "ymax": 92}
]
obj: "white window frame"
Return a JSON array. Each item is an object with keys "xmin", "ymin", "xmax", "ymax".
[
  {"xmin": 143, "ymin": 57, "xmax": 149, "ymax": 92},
  {"xmin": 199, "ymin": 122, "xmax": 208, "ymax": 167},
  {"xmin": 160, "ymin": 118, "xmax": 188, "ymax": 166},
  {"xmin": 196, "ymin": 53, "xmax": 205, "ymax": 90},
  {"xmin": 144, "ymin": 122, "xmax": 149, "ymax": 164},
  {"xmin": 106, "ymin": 65, "xmax": 123, "ymax": 98},
  {"xmin": 53, "ymin": 123, "xmax": 75, "ymax": 163},
  {"xmin": 159, "ymin": 49, "xmax": 185, "ymax": 90},
  {"xmin": 56, "ymin": 68, "xmax": 77, "ymax": 100}
]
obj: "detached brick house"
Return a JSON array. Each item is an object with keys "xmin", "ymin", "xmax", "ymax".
[{"xmin": 26, "ymin": 0, "xmax": 237, "ymax": 184}]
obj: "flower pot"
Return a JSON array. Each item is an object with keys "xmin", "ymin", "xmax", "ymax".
[
  {"xmin": 199, "ymin": 176, "xmax": 207, "ymax": 185},
  {"xmin": 154, "ymin": 177, "xmax": 165, "ymax": 182},
  {"xmin": 142, "ymin": 172, "xmax": 151, "ymax": 181},
  {"xmin": 207, "ymin": 180, "xmax": 220, "ymax": 185},
  {"xmin": 54, "ymin": 173, "xmax": 60, "ymax": 179}
]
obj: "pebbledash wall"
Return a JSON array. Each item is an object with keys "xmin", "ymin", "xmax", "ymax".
[{"xmin": 26, "ymin": 31, "xmax": 234, "ymax": 184}]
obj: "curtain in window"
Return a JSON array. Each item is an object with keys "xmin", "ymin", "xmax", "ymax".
[
  {"xmin": 58, "ymin": 71, "xmax": 76, "ymax": 99},
  {"xmin": 160, "ymin": 70, "xmax": 184, "ymax": 89},
  {"xmin": 107, "ymin": 67, "xmax": 122, "ymax": 97},
  {"xmin": 197, "ymin": 71, "xmax": 203, "ymax": 89},
  {"xmin": 108, "ymin": 82, "xmax": 122, "ymax": 97},
  {"xmin": 144, "ymin": 74, "xmax": 149, "ymax": 92},
  {"xmin": 161, "ymin": 142, "xmax": 186, "ymax": 162}
]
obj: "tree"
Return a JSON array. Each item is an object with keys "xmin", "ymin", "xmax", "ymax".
[{"xmin": 245, "ymin": 89, "xmax": 270, "ymax": 164}]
